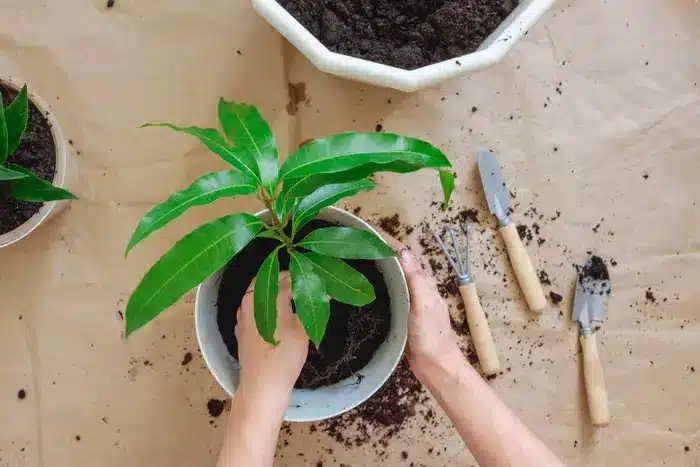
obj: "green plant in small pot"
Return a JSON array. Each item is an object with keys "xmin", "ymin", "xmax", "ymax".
[
  {"xmin": 0, "ymin": 82, "xmax": 77, "ymax": 248},
  {"xmin": 125, "ymin": 99, "xmax": 453, "ymax": 420}
]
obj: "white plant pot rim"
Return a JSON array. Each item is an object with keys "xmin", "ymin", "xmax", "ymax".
[
  {"xmin": 251, "ymin": 0, "xmax": 556, "ymax": 91},
  {"xmin": 0, "ymin": 77, "xmax": 70, "ymax": 249},
  {"xmin": 195, "ymin": 206, "xmax": 410, "ymax": 422}
]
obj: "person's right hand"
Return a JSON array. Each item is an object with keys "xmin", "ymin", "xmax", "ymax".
[{"xmin": 377, "ymin": 229, "xmax": 464, "ymax": 382}]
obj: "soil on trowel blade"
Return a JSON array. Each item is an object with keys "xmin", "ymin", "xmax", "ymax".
[
  {"xmin": 278, "ymin": 0, "xmax": 518, "ymax": 70},
  {"xmin": 217, "ymin": 220, "xmax": 391, "ymax": 390},
  {"xmin": 0, "ymin": 85, "xmax": 57, "ymax": 235}
]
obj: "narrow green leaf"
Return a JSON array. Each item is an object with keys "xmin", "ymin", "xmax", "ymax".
[
  {"xmin": 301, "ymin": 252, "xmax": 375, "ymax": 306},
  {"xmin": 0, "ymin": 94, "xmax": 7, "ymax": 163},
  {"xmin": 125, "ymin": 213, "xmax": 263, "ymax": 336},
  {"xmin": 218, "ymin": 99, "xmax": 278, "ymax": 195},
  {"xmin": 289, "ymin": 250, "xmax": 329, "ymax": 347},
  {"xmin": 257, "ymin": 230, "xmax": 283, "ymax": 241},
  {"xmin": 0, "ymin": 164, "xmax": 30, "ymax": 181},
  {"xmin": 274, "ymin": 195, "xmax": 297, "ymax": 221},
  {"xmin": 7, "ymin": 164, "xmax": 77, "ymax": 201},
  {"xmin": 292, "ymin": 179, "xmax": 375, "ymax": 235},
  {"xmin": 254, "ymin": 248, "xmax": 281, "ymax": 345},
  {"xmin": 439, "ymin": 169, "xmax": 455, "ymax": 211},
  {"xmin": 4, "ymin": 84, "xmax": 28, "ymax": 157},
  {"xmin": 125, "ymin": 170, "xmax": 257, "ymax": 255},
  {"xmin": 283, "ymin": 160, "xmax": 445, "ymax": 198},
  {"xmin": 278, "ymin": 133, "xmax": 451, "ymax": 181},
  {"xmin": 141, "ymin": 123, "xmax": 261, "ymax": 184},
  {"xmin": 297, "ymin": 227, "xmax": 397, "ymax": 260}
]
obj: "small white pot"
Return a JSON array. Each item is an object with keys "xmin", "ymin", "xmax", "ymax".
[
  {"xmin": 195, "ymin": 206, "xmax": 409, "ymax": 422},
  {"xmin": 0, "ymin": 78, "xmax": 74, "ymax": 249},
  {"xmin": 251, "ymin": 0, "xmax": 555, "ymax": 92}
]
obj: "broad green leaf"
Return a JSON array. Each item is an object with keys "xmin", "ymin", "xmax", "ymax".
[
  {"xmin": 301, "ymin": 252, "xmax": 375, "ymax": 306},
  {"xmin": 125, "ymin": 170, "xmax": 257, "ymax": 255},
  {"xmin": 256, "ymin": 229, "xmax": 283, "ymax": 241},
  {"xmin": 289, "ymin": 250, "xmax": 329, "ymax": 347},
  {"xmin": 254, "ymin": 248, "xmax": 281, "ymax": 345},
  {"xmin": 439, "ymin": 169, "xmax": 455, "ymax": 211},
  {"xmin": 278, "ymin": 133, "xmax": 451, "ymax": 182},
  {"xmin": 0, "ymin": 94, "xmax": 7, "ymax": 163},
  {"xmin": 283, "ymin": 160, "xmax": 448, "ymax": 199},
  {"xmin": 7, "ymin": 164, "xmax": 76, "ymax": 201},
  {"xmin": 274, "ymin": 195, "xmax": 297, "ymax": 221},
  {"xmin": 0, "ymin": 164, "xmax": 29, "ymax": 181},
  {"xmin": 125, "ymin": 213, "xmax": 263, "ymax": 336},
  {"xmin": 4, "ymin": 84, "xmax": 28, "ymax": 157},
  {"xmin": 297, "ymin": 227, "xmax": 396, "ymax": 260},
  {"xmin": 141, "ymin": 123, "xmax": 261, "ymax": 184},
  {"xmin": 292, "ymin": 179, "xmax": 375, "ymax": 235},
  {"xmin": 218, "ymin": 99, "xmax": 278, "ymax": 195}
]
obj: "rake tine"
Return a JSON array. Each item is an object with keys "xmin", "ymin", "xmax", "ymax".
[
  {"xmin": 449, "ymin": 228, "xmax": 465, "ymax": 276},
  {"xmin": 432, "ymin": 230, "xmax": 460, "ymax": 275}
]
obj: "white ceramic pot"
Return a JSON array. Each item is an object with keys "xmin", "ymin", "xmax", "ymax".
[
  {"xmin": 0, "ymin": 78, "xmax": 74, "ymax": 249},
  {"xmin": 251, "ymin": 0, "xmax": 555, "ymax": 92},
  {"xmin": 195, "ymin": 206, "xmax": 409, "ymax": 422}
]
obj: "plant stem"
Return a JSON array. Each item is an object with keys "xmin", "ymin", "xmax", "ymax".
[{"xmin": 261, "ymin": 193, "xmax": 293, "ymax": 246}]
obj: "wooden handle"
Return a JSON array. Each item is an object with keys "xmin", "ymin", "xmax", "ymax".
[
  {"xmin": 459, "ymin": 283, "xmax": 500, "ymax": 375},
  {"xmin": 499, "ymin": 223, "xmax": 547, "ymax": 313},
  {"xmin": 580, "ymin": 332, "xmax": 610, "ymax": 427}
]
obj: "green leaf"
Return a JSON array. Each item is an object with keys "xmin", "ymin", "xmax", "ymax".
[
  {"xmin": 125, "ymin": 213, "xmax": 263, "ymax": 336},
  {"xmin": 0, "ymin": 164, "xmax": 29, "ymax": 181},
  {"xmin": 0, "ymin": 94, "xmax": 7, "ymax": 163},
  {"xmin": 7, "ymin": 164, "xmax": 77, "ymax": 201},
  {"xmin": 301, "ymin": 252, "xmax": 375, "ymax": 306},
  {"xmin": 218, "ymin": 99, "xmax": 278, "ymax": 195},
  {"xmin": 256, "ymin": 230, "xmax": 283, "ymax": 241},
  {"xmin": 125, "ymin": 170, "xmax": 257, "ymax": 255},
  {"xmin": 297, "ymin": 227, "xmax": 396, "ymax": 260},
  {"xmin": 278, "ymin": 133, "xmax": 451, "ymax": 182},
  {"xmin": 141, "ymin": 123, "xmax": 261, "ymax": 184},
  {"xmin": 254, "ymin": 248, "xmax": 281, "ymax": 345},
  {"xmin": 274, "ymin": 195, "xmax": 297, "ymax": 221},
  {"xmin": 289, "ymin": 250, "xmax": 329, "ymax": 348},
  {"xmin": 292, "ymin": 179, "xmax": 375, "ymax": 235},
  {"xmin": 4, "ymin": 84, "xmax": 28, "ymax": 157},
  {"xmin": 439, "ymin": 169, "xmax": 455, "ymax": 211},
  {"xmin": 283, "ymin": 159, "xmax": 448, "ymax": 199}
]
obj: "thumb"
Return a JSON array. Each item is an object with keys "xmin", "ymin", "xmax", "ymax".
[{"xmin": 398, "ymin": 247, "xmax": 424, "ymax": 281}]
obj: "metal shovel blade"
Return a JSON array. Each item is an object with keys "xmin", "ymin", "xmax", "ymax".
[
  {"xmin": 477, "ymin": 149, "xmax": 511, "ymax": 224},
  {"xmin": 573, "ymin": 258, "xmax": 611, "ymax": 330}
]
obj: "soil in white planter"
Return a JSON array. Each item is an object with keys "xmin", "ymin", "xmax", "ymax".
[
  {"xmin": 0, "ymin": 85, "xmax": 57, "ymax": 235},
  {"xmin": 217, "ymin": 220, "xmax": 392, "ymax": 389},
  {"xmin": 277, "ymin": 0, "xmax": 518, "ymax": 70}
]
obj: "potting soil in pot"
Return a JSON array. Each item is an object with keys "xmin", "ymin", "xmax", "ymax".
[
  {"xmin": 0, "ymin": 85, "xmax": 57, "ymax": 235},
  {"xmin": 217, "ymin": 220, "xmax": 392, "ymax": 390},
  {"xmin": 277, "ymin": 0, "xmax": 518, "ymax": 70}
]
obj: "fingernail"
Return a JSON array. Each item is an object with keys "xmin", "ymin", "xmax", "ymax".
[{"xmin": 401, "ymin": 248, "xmax": 411, "ymax": 260}]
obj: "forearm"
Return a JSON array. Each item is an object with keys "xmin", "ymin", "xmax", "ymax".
[
  {"xmin": 216, "ymin": 384, "xmax": 289, "ymax": 467},
  {"xmin": 419, "ymin": 353, "xmax": 564, "ymax": 467}
]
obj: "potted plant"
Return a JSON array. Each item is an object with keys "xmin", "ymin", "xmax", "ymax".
[
  {"xmin": 125, "ymin": 99, "xmax": 453, "ymax": 421},
  {"xmin": 0, "ymin": 79, "xmax": 77, "ymax": 249},
  {"xmin": 251, "ymin": 0, "xmax": 555, "ymax": 91}
]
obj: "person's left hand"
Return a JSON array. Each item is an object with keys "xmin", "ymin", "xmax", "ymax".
[{"xmin": 235, "ymin": 271, "xmax": 309, "ymax": 397}]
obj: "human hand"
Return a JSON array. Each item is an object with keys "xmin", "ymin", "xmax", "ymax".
[
  {"xmin": 235, "ymin": 271, "xmax": 309, "ymax": 398},
  {"xmin": 376, "ymin": 229, "xmax": 463, "ymax": 383}
]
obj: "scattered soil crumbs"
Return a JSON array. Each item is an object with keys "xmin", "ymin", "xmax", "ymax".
[
  {"xmin": 277, "ymin": 0, "xmax": 518, "ymax": 70},
  {"xmin": 517, "ymin": 224, "xmax": 533, "ymax": 244},
  {"xmin": 645, "ymin": 288, "xmax": 657, "ymax": 304},
  {"xmin": 538, "ymin": 270, "xmax": 551, "ymax": 286},
  {"xmin": 549, "ymin": 292, "xmax": 563, "ymax": 305},
  {"xmin": 0, "ymin": 85, "xmax": 57, "ymax": 235},
  {"xmin": 17, "ymin": 389, "xmax": 26, "ymax": 400},
  {"xmin": 319, "ymin": 358, "xmax": 427, "ymax": 447},
  {"xmin": 576, "ymin": 255, "xmax": 611, "ymax": 296},
  {"xmin": 181, "ymin": 352, "xmax": 193, "ymax": 366},
  {"xmin": 207, "ymin": 399, "xmax": 226, "ymax": 418},
  {"xmin": 107, "ymin": 0, "xmax": 115, "ymax": 7}
]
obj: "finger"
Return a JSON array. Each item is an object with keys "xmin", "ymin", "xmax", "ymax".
[{"xmin": 397, "ymin": 247, "xmax": 424, "ymax": 281}]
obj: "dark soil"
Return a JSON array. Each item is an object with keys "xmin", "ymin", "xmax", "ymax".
[
  {"xmin": 207, "ymin": 398, "xmax": 225, "ymax": 418},
  {"xmin": 277, "ymin": 0, "xmax": 518, "ymax": 70},
  {"xmin": 549, "ymin": 291, "xmax": 563, "ymax": 305},
  {"xmin": 577, "ymin": 255, "xmax": 611, "ymax": 296},
  {"xmin": 0, "ymin": 84, "xmax": 56, "ymax": 235},
  {"xmin": 217, "ymin": 219, "xmax": 391, "ymax": 390}
]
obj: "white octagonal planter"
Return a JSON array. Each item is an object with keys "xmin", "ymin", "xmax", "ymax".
[{"xmin": 252, "ymin": 0, "xmax": 556, "ymax": 91}]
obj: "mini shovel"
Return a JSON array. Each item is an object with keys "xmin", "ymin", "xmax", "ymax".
[{"xmin": 573, "ymin": 257, "xmax": 611, "ymax": 427}]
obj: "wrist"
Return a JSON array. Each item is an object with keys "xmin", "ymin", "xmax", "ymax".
[
  {"xmin": 412, "ymin": 348, "xmax": 474, "ymax": 391},
  {"xmin": 238, "ymin": 375, "xmax": 293, "ymax": 415}
]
